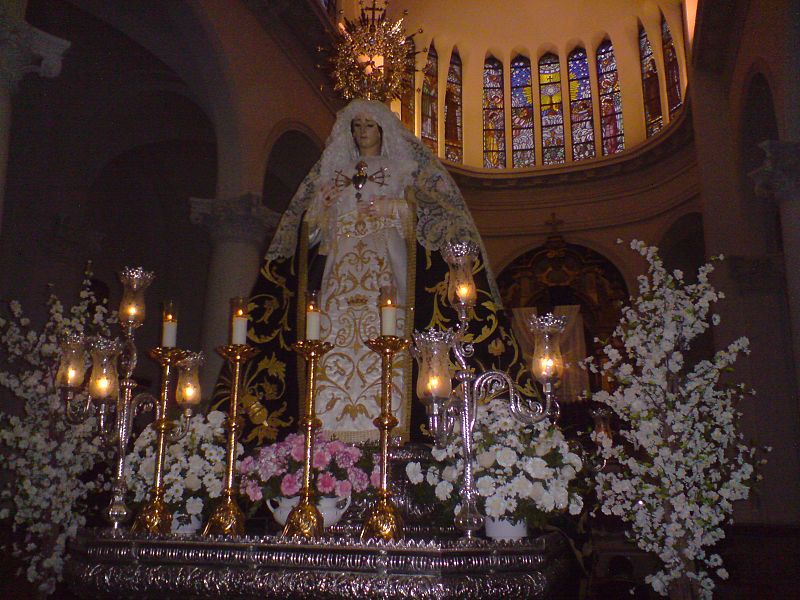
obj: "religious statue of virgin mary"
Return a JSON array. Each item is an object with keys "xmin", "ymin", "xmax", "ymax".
[{"xmin": 215, "ymin": 99, "xmax": 535, "ymax": 447}]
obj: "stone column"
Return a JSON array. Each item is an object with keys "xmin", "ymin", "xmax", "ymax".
[
  {"xmin": 751, "ymin": 140, "xmax": 800, "ymax": 394},
  {"xmin": 0, "ymin": 5, "xmax": 70, "ymax": 233},
  {"xmin": 190, "ymin": 193, "xmax": 279, "ymax": 396}
]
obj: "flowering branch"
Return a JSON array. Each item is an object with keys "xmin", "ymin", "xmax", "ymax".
[
  {"xmin": 0, "ymin": 267, "xmax": 116, "ymax": 595},
  {"xmin": 585, "ymin": 240, "xmax": 762, "ymax": 598}
]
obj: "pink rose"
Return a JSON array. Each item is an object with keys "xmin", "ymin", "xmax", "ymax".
[
  {"xmin": 317, "ymin": 472, "xmax": 336, "ymax": 495},
  {"xmin": 289, "ymin": 439, "xmax": 305, "ymax": 463},
  {"xmin": 334, "ymin": 479, "xmax": 352, "ymax": 498},
  {"xmin": 239, "ymin": 456, "xmax": 255, "ymax": 476},
  {"xmin": 313, "ymin": 448, "xmax": 331, "ymax": 470},
  {"xmin": 327, "ymin": 440, "xmax": 346, "ymax": 455},
  {"xmin": 335, "ymin": 446, "xmax": 361, "ymax": 469},
  {"xmin": 280, "ymin": 473, "xmax": 301, "ymax": 497},
  {"xmin": 348, "ymin": 467, "xmax": 369, "ymax": 493},
  {"xmin": 243, "ymin": 478, "xmax": 263, "ymax": 502},
  {"xmin": 370, "ymin": 466, "xmax": 381, "ymax": 489}
]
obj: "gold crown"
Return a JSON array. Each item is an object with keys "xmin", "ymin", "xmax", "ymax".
[{"xmin": 331, "ymin": 0, "xmax": 418, "ymax": 102}]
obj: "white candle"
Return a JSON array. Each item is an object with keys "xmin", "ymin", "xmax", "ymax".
[
  {"xmin": 306, "ymin": 309, "xmax": 321, "ymax": 340},
  {"xmin": 380, "ymin": 303, "xmax": 397, "ymax": 336},
  {"xmin": 161, "ymin": 320, "xmax": 177, "ymax": 348},
  {"xmin": 232, "ymin": 316, "xmax": 248, "ymax": 345}
]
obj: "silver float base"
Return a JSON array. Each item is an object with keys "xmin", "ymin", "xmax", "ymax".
[{"xmin": 65, "ymin": 528, "xmax": 574, "ymax": 599}]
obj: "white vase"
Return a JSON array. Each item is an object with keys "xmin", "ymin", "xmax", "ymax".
[
  {"xmin": 484, "ymin": 516, "xmax": 528, "ymax": 541},
  {"xmin": 171, "ymin": 511, "xmax": 202, "ymax": 534},
  {"xmin": 266, "ymin": 495, "xmax": 352, "ymax": 528}
]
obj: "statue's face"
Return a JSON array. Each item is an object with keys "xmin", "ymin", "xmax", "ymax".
[{"xmin": 351, "ymin": 116, "xmax": 382, "ymax": 156}]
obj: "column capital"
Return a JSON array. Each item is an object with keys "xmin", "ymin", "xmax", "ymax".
[
  {"xmin": 190, "ymin": 193, "xmax": 280, "ymax": 247},
  {"xmin": 750, "ymin": 140, "xmax": 800, "ymax": 204},
  {"xmin": 0, "ymin": 8, "xmax": 71, "ymax": 92}
]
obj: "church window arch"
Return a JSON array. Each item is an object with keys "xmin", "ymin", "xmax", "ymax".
[
  {"xmin": 400, "ymin": 38, "xmax": 415, "ymax": 132},
  {"xmin": 510, "ymin": 55, "xmax": 535, "ymax": 167},
  {"xmin": 596, "ymin": 39, "xmax": 625, "ymax": 155},
  {"xmin": 568, "ymin": 47, "xmax": 595, "ymax": 161},
  {"xmin": 483, "ymin": 56, "xmax": 506, "ymax": 168},
  {"xmin": 639, "ymin": 22, "xmax": 663, "ymax": 137},
  {"xmin": 421, "ymin": 43, "xmax": 438, "ymax": 154},
  {"xmin": 661, "ymin": 14, "xmax": 682, "ymax": 117},
  {"xmin": 444, "ymin": 49, "xmax": 463, "ymax": 162},
  {"xmin": 539, "ymin": 53, "xmax": 565, "ymax": 165}
]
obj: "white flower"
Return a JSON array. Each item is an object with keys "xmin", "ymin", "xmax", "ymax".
[
  {"xmin": 495, "ymin": 447, "xmax": 517, "ymax": 468},
  {"xmin": 206, "ymin": 411, "xmax": 226, "ymax": 428},
  {"xmin": 484, "ymin": 494, "xmax": 510, "ymax": 518},
  {"xmin": 476, "ymin": 475, "xmax": 496, "ymax": 497},
  {"xmin": 405, "ymin": 462, "xmax": 423, "ymax": 485},
  {"xmin": 476, "ymin": 450, "xmax": 495, "ymax": 468},
  {"xmin": 434, "ymin": 480, "xmax": 454, "ymax": 501},
  {"xmin": 442, "ymin": 466, "xmax": 458, "ymax": 483},
  {"xmin": 185, "ymin": 497, "xmax": 203, "ymax": 516}
]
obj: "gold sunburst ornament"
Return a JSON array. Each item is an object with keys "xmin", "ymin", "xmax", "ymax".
[{"xmin": 332, "ymin": 0, "xmax": 417, "ymax": 102}]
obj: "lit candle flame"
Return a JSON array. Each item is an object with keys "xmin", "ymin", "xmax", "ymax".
[
  {"xmin": 96, "ymin": 377, "xmax": 110, "ymax": 393},
  {"xmin": 183, "ymin": 384, "xmax": 195, "ymax": 400},
  {"xmin": 457, "ymin": 284, "xmax": 473, "ymax": 301},
  {"xmin": 67, "ymin": 367, "xmax": 77, "ymax": 384}
]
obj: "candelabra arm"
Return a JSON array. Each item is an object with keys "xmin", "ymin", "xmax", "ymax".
[
  {"xmin": 452, "ymin": 366, "xmax": 483, "ymax": 537},
  {"xmin": 451, "ymin": 307, "xmax": 473, "ymax": 370},
  {"xmin": 167, "ymin": 407, "xmax": 193, "ymax": 443},
  {"xmin": 61, "ymin": 388, "xmax": 93, "ymax": 425},
  {"xmin": 97, "ymin": 401, "xmax": 118, "ymax": 446}
]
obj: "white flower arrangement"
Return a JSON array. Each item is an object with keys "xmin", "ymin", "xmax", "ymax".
[
  {"xmin": 586, "ymin": 240, "xmax": 761, "ymax": 598},
  {"xmin": 125, "ymin": 410, "xmax": 242, "ymax": 528},
  {"xmin": 406, "ymin": 397, "xmax": 583, "ymax": 527},
  {"xmin": 0, "ymin": 269, "xmax": 115, "ymax": 595}
]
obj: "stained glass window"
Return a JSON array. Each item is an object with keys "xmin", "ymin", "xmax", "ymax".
[
  {"xmin": 639, "ymin": 23, "xmax": 663, "ymax": 137},
  {"xmin": 568, "ymin": 48, "xmax": 595, "ymax": 161},
  {"xmin": 483, "ymin": 56, "xmax": 506, "ymax": 169},
  {"xmin": 661, "ymin": 14, "xmax": 682, "ymax": 117},
  {"xmin": 421, "ymin": 43, "xmax": 438, "ymax": 154},
  {"xmin": 510, "ymin": 55, "xmax": 535, "ymax": 167},
  {"xmin": 538, "ymin": 53, "xmax": 565, "ymax": 165},
  {"xmin": 444, "ymin": 49, "xmax": 463, "ymax": 163},
  {"xmin": 401, "ymin": 39, "xmax": 415, "ymax": 132},
  {"xmin": 596, "ymin": 39, "xmax": 625, "ymax": 155}
]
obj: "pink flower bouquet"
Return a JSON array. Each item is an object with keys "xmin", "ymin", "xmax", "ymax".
[{"xmin": 239, "ymin": 432, "xmax": 378, "ymax": 503}]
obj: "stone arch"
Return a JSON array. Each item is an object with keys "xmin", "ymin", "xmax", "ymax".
[
  {"xmin": 740, "ymin": 72, "xmax": 781, "ymax": 254},
  {"xmin": 262, "ymin": 129, "xmax": 322, "ymax": 214},
  {"xmin": 496, "ymin": 235, "xmax": 628, "ymax": 342},
  {"xmin": 658, "ymin": 211, "xmax": 705, "ymax": 277}
]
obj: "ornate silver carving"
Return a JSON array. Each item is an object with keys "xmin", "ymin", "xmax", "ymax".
[{"xmin": 66, "ymin": 529, "xmax": 571, "ymax": 599}]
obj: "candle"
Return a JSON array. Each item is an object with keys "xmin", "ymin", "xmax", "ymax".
[
  {"xmin": 426, "ymin": 375, "xmax": 451, "ymax": 398},
  {"xmin": 379, "ymin": 285, "xmax": 397, "ymax": 337},
  {"xmin": 161, "ymin": 301, "xmax": 178, "ymax": 348},
  {"xmin": 306, "ymin": 290, "xmax": 321, "ymax": 340},
  {"xmin": 230, "ymin": 297, "xmax": 248, "ymax": 345},
  {"xmin": 456, "ymin": 282, "xmax": 476, "ymax": 306}
]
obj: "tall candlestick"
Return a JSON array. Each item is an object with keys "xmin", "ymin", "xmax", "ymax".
[
  {"xmin": 306, "ymin": 290, "xmax": 321, "ymax": 341},
  {"xmin": 379, "ymin": 285, "xmax": 397, "ymax": 337},
  {"xmin": 161, "ymin": 301, "xmax": 178, "ymax": 348},
  {"xmin": 230, "ymin": 297, "xmax": 248, "ymax": 345}
]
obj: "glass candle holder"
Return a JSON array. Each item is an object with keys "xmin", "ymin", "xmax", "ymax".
[
  {"xmin": 161, "ymin": 301, "xmax": 178, "ymax": 348},
  {"xmin": 412, "ymin": 329, "xmax": 454, "ymax": 444},
  {"xmin": 56, "ymin": 333, "xmax": 87, "ymax": 389},
  {"xmin": 176, "ymin": 351, "xmax": 204, "ymax": 406},
  {"xmin": 118, "ymin": 266, "xmax": 154, "ymax": 328},
  {"xmin": 441, "ymin": 241, "xmax": 479, "ymax": 310},
  {"xmin": 230, "ymin": 297, "xmax": 249, "ymax": 345},
  {"xmin": 528, "ymin": 313, "xmax": 567, "ymax": 384},
  {"xmin": 378, "ymin": 285, "xmax": 397, "ymax": 337},
  {"xmin": 305, "ymin": 290, "xmax": 321, "ymax": 341},
  {"xmin": 88, "ymin": 337, "xmax": 121, "ymax": 401}
]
